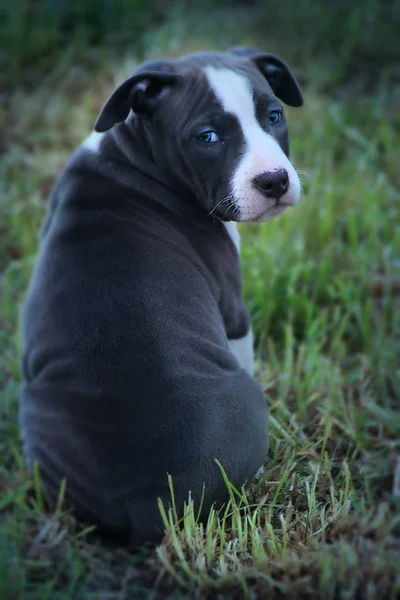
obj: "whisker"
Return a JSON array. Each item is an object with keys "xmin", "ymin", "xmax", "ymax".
[
  {"xmin": 206, "ymin": 193, "xmax": 233, "ymax": 217},
  {"xmin": 221, "ymin": 198, "xmax": 238, "ymax": 221},
  {"xmin": 296, "ymin": 169, "xmax": 310, "ymax": 178}
]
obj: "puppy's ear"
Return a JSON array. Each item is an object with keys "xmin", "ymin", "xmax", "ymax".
[
  {"xmin": 94, "ymin": 62, "xmax": 183, "ymax": 132},
  {"xmin": 228, "ymin": 46, "xmax": 303, "ymax": 108}
]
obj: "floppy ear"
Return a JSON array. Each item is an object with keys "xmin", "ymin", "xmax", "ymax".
[
  {"xmin": 228, "ymin": 46, "xmax": 303, "ymax": 108},
  {"xmin": 94, "ymin": 67, "xmax": 183, "ymax": 132}
]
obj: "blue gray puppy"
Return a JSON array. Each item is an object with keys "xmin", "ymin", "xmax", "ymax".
[{"xmin": 19, "ymin": 47, "xmax": 303, "ymax": 544}]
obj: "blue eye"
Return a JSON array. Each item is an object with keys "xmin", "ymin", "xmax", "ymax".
[
  {"xmin": 197, "ymin": 129, "xmax": 219, "ymax": 143},
  {"xmin": 268, "ymin": 110, "xmax": 282, "ymax": 125}
]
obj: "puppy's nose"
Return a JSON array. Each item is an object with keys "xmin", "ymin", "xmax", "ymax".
[{"xmin": 253, "ymin": 169, "xmax": 289, "ymax": 199}]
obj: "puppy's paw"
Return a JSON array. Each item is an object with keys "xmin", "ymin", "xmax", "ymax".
[{"xmin": 253, "ymin": 465, "xmax": 265, "ymax": 481}]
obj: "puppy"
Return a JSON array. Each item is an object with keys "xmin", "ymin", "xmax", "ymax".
[{"xmin": 19, "ymin": 47, "xmax": 303, "ymax": 544}]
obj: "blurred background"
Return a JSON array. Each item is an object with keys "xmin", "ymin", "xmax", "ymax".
[
  {"xmin": 0, "ymin": 2, "xmax": 399, "ymax": 596},
  {"xmin": 1, "ymin": 0, "xmax": 399, "ymax": 87}
]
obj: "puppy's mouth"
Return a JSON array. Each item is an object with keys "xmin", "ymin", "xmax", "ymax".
[
  {"xmin": 214, "ymin": 193, "xmax": 297, "ymax": 223},
  {"xmin": 237, "ymin": 200, "xmax": 293, "ymax": 223}
]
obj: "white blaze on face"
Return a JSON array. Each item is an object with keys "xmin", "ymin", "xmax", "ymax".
[{"xmin": 203, "ymin": 67, "xmax": 301, "ymax": 222}]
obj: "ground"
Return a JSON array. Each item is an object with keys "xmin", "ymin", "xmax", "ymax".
[{"xmin": 1, "ymin": 2, "xmax": 399, "ymax": 598}]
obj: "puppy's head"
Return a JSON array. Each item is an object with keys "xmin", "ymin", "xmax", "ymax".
[{"xmin": 95, "ymin": 48, "xmax": 303, "ymax": 222}]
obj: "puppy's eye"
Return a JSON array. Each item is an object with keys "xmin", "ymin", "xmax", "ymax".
[
  {"xmin": 197, "ymin": 129, "xmax": 219, "ymax": 143},
  {"xmin": 268, "ymin": 110, "xmax": 282, "ymax": 125}
]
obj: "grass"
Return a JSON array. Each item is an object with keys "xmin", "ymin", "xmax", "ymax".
[{"xmin": 1, "ymin": 2, "xmax": 400, "ymax": 598}]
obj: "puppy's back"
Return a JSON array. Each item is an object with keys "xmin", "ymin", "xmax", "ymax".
[{"xmin": 19, "ymin": 168, "xmax": 269, "ymax": 543}]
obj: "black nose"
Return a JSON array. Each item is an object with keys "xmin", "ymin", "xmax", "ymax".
[{"xmin": 253, "ymin": 169, "xmax": 289, "ymax": 200}]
